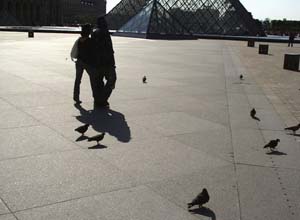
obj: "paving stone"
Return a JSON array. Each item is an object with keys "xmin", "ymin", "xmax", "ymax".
[
  {"xmin": 0, "ymin": 199, "xmax": 10, "ymax": 215},
  {"xmin": 22, "ymin": 102, "xmax": 93, "ymax": 125},
  {"xmin": 0, "ymin": 150, "xmax": 134, "ymax": 211},
  {"xmin": 0, "ymin": 108, "xmax": 39, "ymax": 129},
  {"xmin": 277, "ymin": 169, "xmax": 300, "ymax": 217},
  {"xmin": 247, "ymin": 94, "xmax": 274, "ymax": 110},
  {"xmin": 3, "ymin": 92, "xmax": 72, "ymax": 108},
  {"xmin": 49, "ymin": 119, "xmax": 162, "ymax": 148},
  {"xmin": 257, "ymin": 109, "xmax": 286, "ymax": 131},
  {"xmin": 147, "ymin": 165, "xmax": 239, "ymax": 220},
  {"xmin": 15, "ymin": 186, "xmax": 198, "ymax": 220},
  {"xmin": 228, "ymin": 93, "xmax": 250, "ymax": 107},
  {"xmin": 262, "ymin": 130, "xmax": 300, "ymax": 169},
  {"xmin": 232, "ymin": 128, "xmax": 271, "ymax": 166},
  {"xmin": 0, "ymin": 125, "xmax": 77, "ymax": 161},
  {"xmin": 132, "ymin": 112, "xmax": 224, "ymax": 136},
  {"xmin": 0, "ymin": 214, "xmax": 16, "ymax": 220},
  {"xmin": 1, "ymin": 33, "xmax": 300, "ymax": 220},
  {"xmin": 229, "ymin": 105, "xmax": 258, "ymax": 130},
  {"xmin": 0, "ymin": 99, "xmax": 14, "ymax": 110},
  {"xmin": 170, "ymin": 125, "xmax": 232, "ymax": 162},
  {"xmin": 93, "ymin": 137, "xmax": 231, "ymax": 183},
  {"xmin": 237, "ymin": 165, "xmax": 297, "ymax": 220}
]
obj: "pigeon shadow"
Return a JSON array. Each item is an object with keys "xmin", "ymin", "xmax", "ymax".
[
  {"xmin": 189, "ymin": 207, "xmax": 216, "ymax": 220},
  {"xmin": 251, "ymin": 116, "xmax": 261, "ymax": 121},
  {"xmin": 76, "ymin": 135, "xmax": 88, "ymax": 142},
  {"xmin": 287, "ymin": 133, "xmax": 300, "ymax": 137},
  {"xmin": 266, "ymin": 151, "xmax": 287, "ymax": 156},
  {"xmin": 233, "ymin": 82, "xmax": 251, "ymax": 85},
  {"xmin": 74, "ymin": 104, "xmax": 131, "ymax": 143},
  {"xmin": 88, "ymin": 144, "xmax": 108, "ymax": 150}
]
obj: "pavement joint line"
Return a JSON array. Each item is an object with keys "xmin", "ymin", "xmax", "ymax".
[
  {"xmin": 0, "ymin": 148, "xmax": 81, "ymax": 163},
  {"xmin": 0, "ymin": 196, "xmax": 20, "ymax": 220},
  {"xmin": 223, "ymin": 45, "xmax": 243, "ymax": 220},
  {"xmin": 0, "ymin": 124, "xmax": 43, "ymax": 131},
  {"xmin": 143, "ymin": 184, "xmax": 203, "ymax": 219},
  {"xmin": 165, "ymin": 135, "xmax": 234, "ymax": 164},
  {"xmin": 226, "ymin": 44, "xmax": 300, "ymax": 220},
  {"xmin": 236, "ymin": 162, "xmax": 300, "ymax": 171},
  {"xmin": 11, "ymin": 184, "xmax": 141, "ymax": 215},
  {"xmin": 0, "ymin": 96, "xmax": 87, "ymax": 152}
]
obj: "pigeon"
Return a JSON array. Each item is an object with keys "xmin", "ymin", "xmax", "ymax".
[
  {"xmin": 250, "ymin": 108, "xmax": 260, "ymax": 121},
  {"xmin": 285, "ymin": 123, "xmax": 300, "ymax": 134},
  {"xmin": 264, "ymin": 139, "xmax": 280, "ymax": 151},
  {"xmin": 88, "ymin": 133, "xmax": 105, "ymax": 145},
  {"xmin": 75, "ymin": 124, "xmax": 89, "ymax": 136},
  {"xmin": 240, "ymin": 74, "xmax": 244, "ymax": 80},
  {"xmin": 188, "ymin": 188, "xmax": 210, "ymax": 209},
  {"xmin": 143, "ymin": 76, "xmax": 147, "ymax": 83},
  {"xmin": 250, "ymin": 108, "xmax": 256, "ymax": 118}
]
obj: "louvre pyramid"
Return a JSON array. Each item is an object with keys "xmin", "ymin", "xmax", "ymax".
[{"xmin": 107, "ymin": 0, "xmax": 260, "ymax": 39}]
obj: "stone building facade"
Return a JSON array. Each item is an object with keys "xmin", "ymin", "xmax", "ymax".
[
  {"xmin": 0, "ymin": 0, "xmax": 106, "ymax": 26},
  {"xmin": 62, "ymin": 0, "xmax": 106, "ymax": 25},
  {"xmin": 0, "ymin": 0, "xmax": 63, "ymax": 25}
]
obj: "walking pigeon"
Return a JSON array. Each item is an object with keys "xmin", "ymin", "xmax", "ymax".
[
  {"xmin": 240, "ymin": 74, "xmax": 244, "ymax": 80},
  {"xmin": 250, "ymin": 108, "xmax": 256, "ymax": 118},
  {"xmin": 285, "ymin": 123, "xmax": 300, "ymax": 134},
  {"xmin": 264, "ymin": 139, "xmax": 280, "ymax": 151},
  {"xmin": 143, "ymin": 76, "xmax": 147, "ymax": 83},
  {"xmin": 188, "ymin": 188, "xmax": 210, "ymax": 209},
  {"xmin": 250, "ymin": 108, "xmax": 260, "ymax": 121},
  {"xmin": 88, "ymin": 133, "xmax": 105, "ymax": 145},
  {"xmin": 75, "ymin": 124, "xmax": 89, "ymax": 136}
]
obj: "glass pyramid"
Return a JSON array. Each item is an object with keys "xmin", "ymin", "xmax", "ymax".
[{"xmin": 107, "ymin": 0, "xmax": 260, "ymax": 38}]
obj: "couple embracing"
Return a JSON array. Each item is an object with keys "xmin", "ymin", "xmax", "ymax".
[{"xmin": 71, "ymin": 16, "xmax": 116, "ymax": 108}]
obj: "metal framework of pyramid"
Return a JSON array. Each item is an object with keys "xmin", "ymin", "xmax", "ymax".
[{"xmin": 107, "ymin": 0, "xmax": 261, "ymax": 39}]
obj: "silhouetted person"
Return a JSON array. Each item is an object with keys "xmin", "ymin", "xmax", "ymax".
[
  {"xmin": 71, "ymin": 24, "xmax": 99, "ymax": 104},
  {"xmin": 92, "ymin": 16, "xmax": 117, "ymax": 108},
  {"xmin": 288, "ymin": 32, "xmax": 295, "ymax": 47}
]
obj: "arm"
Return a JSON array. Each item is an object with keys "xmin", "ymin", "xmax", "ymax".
[{"xmin": 70, "ymin": 38, "xmax": 80, "ymax": 61}]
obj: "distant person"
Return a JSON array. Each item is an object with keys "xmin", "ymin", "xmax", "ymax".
[
  {"xmin": 70, "ymin": 24, "xmax": 99, "ymax": 104},
  {"xmin": 92, "ymin": 16, "xmax": 117, "ymax": 108},
  {"xmin": 288, "ymin": 32, "xmax": 295, "ymax": 47}
]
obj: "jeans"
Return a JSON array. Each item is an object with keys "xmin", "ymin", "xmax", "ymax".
[
  {"xmin": 98, "ymin": 67, "xmax": 117, "ymax": 103},
  {"xmin": 74, "ymin": 59, "xmax": 103, "ymax": 102}
]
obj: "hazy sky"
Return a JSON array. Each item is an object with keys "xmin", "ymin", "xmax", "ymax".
[{"xmin": 106, "ymin": 0, "xmax": 300, "ymax": 20}]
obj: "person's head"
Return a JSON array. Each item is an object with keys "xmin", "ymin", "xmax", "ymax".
[
  {"xmin": 81, "ymin": 24, "xmax": 91, "ymax": 37},
  {"xmin": 97, "ymin": 16, "xmax": 108, "ymax": 30}
]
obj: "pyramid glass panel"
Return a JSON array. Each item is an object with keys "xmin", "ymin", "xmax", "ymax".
[
  {"xmin": 147, "ymin": 1, "xmax": 191, "ymax": 35},
  {"xmin": 107, "ymin": 0, "xmax": 260, "ymax": 38},
  {"xmin": 119, "ymin": 1, "xmax": 154, "ymax": 34},
  {"xmin": 106, "ymin": 0, "xmax": 150, "ymax": 30}
]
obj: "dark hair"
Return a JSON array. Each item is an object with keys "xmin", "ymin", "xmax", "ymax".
[
  {"xmin": 97, "ymin": 16, "xmax": 108, "ymax": 29},
  {"xmin": 81, "ymin": 24, "xmax": 91, "ymax": 37}
]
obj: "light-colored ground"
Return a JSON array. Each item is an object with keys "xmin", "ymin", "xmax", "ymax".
[{"xmin": 0, "ymin": 32, "xmax": 299, "ymax": 220}]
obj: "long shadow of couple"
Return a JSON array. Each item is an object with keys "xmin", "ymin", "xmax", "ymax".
[{"xmin": 74, "ymin": 103, "xmax": 131, "ymax": 148}]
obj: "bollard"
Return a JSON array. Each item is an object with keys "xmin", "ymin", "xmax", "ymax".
[
  {"xmin": 284, "ymin": 54, "xmax": 300, "ymax": 71},
  {"xmin": 28, "ymin": 31, "xmax": 34, "ymax": 38},
  {"xmin": 247, "ymin": 40, "xmax": 255, "ymax": 47},
  {"xmin": 259, "ymin": 44, "xmax": 269, "ymax": 54}
]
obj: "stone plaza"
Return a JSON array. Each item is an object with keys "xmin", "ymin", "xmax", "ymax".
[{"xmin": 0, "ymin": 32, "xmax": 300, "ymax": 220}]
